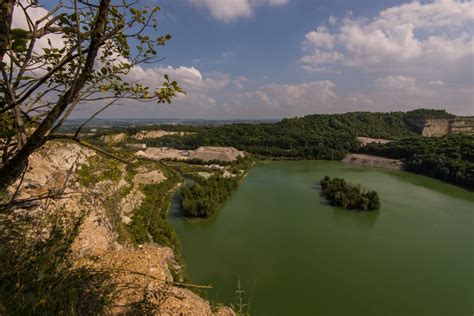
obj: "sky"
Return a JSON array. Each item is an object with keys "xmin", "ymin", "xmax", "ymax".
[{"xmin": 23, "ymin": 0, "xmax": 474, "ymax": 119}]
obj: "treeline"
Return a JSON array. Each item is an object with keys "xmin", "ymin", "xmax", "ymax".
[
  {"xmin": 137, "ymin": 111, "xmax": 422, "ymax": 160},
  {"xmin": 360, "ymin": 134, "xmax": 474, "ymax": 190},
  {"xmin": 404, "ymin": 109, "xmax": 455, "ymax": 120},
  {"xmin": 181, "ymin": 175, "xmax": 239, "ymax": 218},
  {"xmin": 320, "ymin": 176, "xmax": 380, "ymax": 211}
]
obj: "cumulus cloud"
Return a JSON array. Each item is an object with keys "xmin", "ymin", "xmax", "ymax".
[
  {"xmin": 300, "ymin": 0, "xmax": 474, "ymax": 75},
  {"xmin": 117, "ymin": 64, "xmax": 253, "ymax": 117},
  {"xmin": 235, "ymin": 81, "xmax": 374, "ymax": 117},
  {"xmin": 188, "ymin": 0, "xmax": 288, "ymax": 22},
  {"xmin": 375, "ymin": 75, "xmax": 435, "ymax": 96}
]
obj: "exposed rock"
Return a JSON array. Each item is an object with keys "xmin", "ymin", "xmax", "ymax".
[
  {"xmin": 451, "ymin": 117, "xmax": 474, "ymax": 134},
  {"xmin": 136, "ymin": 147, "xmax": 190, "ymax": 161},
  {"xmin": 136, "ymin": 146, "xmax": 245, "ymax": 162},
  {"xmin": 190, "ymin": 147, "xmax": 245, "ymax": 162},
  {"xmin": 133, "ymin": 170, "xmax": 167, "ymax": 185},
  {"xmin": 343, "ymin": 154, "xmax": 403, "ymax": 170},
  {"xmin": 6, "ymin": 141, "xmax": 233, "ymax": 315},
  {"xmin": 94, "ymin": 244, "xmax": 214, "ymax": 315},
  {"xmin": 421, "ymin": 119, "xmax": 451, "ymax": 137},
  {"xmin": 215, "ymin": 306, "xmax": 236, "ymax": 316},
  {"xmin": 120, "ymin": 188, "xmax": 145, "ymax": 216},
  {"xmin": 356, "ymin": 137, "xmax": 392, "ymax": 146},
  {"xmin": 14, "ymin": 142, "xmax": 95, "ymax": 200},
  {"xmin": 133, "ymin": 130, "xmax": 180, "ymax": 140},
  {"xmin": 101, "ymin": 133, "xmax": 126, "ymax": 144},
  {"xmin": 407, "ymin": 117, "xmax": 474, "ymax": 137}
]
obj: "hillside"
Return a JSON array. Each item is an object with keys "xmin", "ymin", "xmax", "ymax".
[
  {"xmin": 0, "ymin": 142, "xmax": 234, "ymax": 315},
  {"xmin": 119, "ymin": 111, "xmax": 420, "ymax": 160}
]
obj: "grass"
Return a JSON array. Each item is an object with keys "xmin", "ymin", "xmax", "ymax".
[{"xmin": 0, "ymin": 210, "xmax": 117, "ymax": 315}]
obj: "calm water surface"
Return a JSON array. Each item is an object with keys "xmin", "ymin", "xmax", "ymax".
[{"xmin": 169, "ymin": 161, "xmax": 474, "ymax": 316}]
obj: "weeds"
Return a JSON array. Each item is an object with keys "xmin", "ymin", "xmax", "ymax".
[{"xmin": 0, "ymin": 210, "xmax": 116, "ymax": 315}]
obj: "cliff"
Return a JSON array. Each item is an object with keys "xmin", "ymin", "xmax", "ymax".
[
  {"xmin": 407, "ymin": 117, "xmax": 474, "ymax": 137},
  {"xmin": 4, "ymin": 142, "xmax": 233, "ymax": 315}
]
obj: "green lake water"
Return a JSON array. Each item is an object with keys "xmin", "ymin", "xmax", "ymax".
[{"xmin": 168, "ymin": 161, "xmax": 474, "ymax": 316}]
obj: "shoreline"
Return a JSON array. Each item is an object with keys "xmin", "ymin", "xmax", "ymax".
[{"xmin": 342, "ymin": 153, "xmax": 403, "ymax": 170}]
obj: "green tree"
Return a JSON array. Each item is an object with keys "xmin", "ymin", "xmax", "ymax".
[{"xmin": 0, "ymin": 0, "xmax": 184, "ymax": 194}]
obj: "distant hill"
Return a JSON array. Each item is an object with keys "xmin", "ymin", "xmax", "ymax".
[{"xmin": 124, "ymin": 111, "xmax": 423, "ymax": 160}]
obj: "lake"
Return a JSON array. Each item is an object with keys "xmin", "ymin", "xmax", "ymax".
[{"xmin": 169, "ymin": 161, "xmax": 474, "ymax": 315}]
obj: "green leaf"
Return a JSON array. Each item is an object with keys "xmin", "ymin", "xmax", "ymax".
[
  {"xmin": 11, "ymin": 28, "xmax": 29, "ymax": 39},
  {"xmin": 11, "ymin": 38, "xmax": 27, "ymax": 53}
]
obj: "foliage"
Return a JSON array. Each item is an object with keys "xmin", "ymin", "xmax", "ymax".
[
  {"xmin": 77, "ymin": 155, "xmax": 123, "ymax": 187},
  {"xmin": 320, "ymin": 176, "xmax": 380, "ymax": 211},
  {"xmin": 361, "ymin": 134, "xmax": 474, "ymax": 190},
  {"xmin": 231, "ymin": 278, "xmax": 252, "ymax": 316},
  {"xmin": 0, "ymin": 0, "xmax": 183, "ymax": 191},
  {"xmin": 404, "ymin": 109, "xmax": 456, "ymax": 120},
  {"xmin": 125, "ymin": 165, "xmax": 182, "ymax": 253},
  {"xmin": 181, "ymin": 174, "xmax": 239, "ymax": 218},
  {"xmin": 128, "ymin": 111, "xmax": 419, "ymax": 160},
  {"xmin": 0, "ymin": 211, "xmax": 116, "ymax": 315}
]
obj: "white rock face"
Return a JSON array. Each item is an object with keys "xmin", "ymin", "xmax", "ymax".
[
  {"xmin": 100, "ymin": 133, "xmax": 126, "ymax": 144},
  {"xmin": 6, "ymin": 141, "xmax": 233, "ymax": 315}
]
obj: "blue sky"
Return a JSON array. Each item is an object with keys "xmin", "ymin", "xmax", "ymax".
[
  {"xmin": 37, "ymin": 0, "xmax": 474, "ymax": 119},
  {"xmin": 157, "ymin": 0, "xmax": 404, "ymax": 83}
]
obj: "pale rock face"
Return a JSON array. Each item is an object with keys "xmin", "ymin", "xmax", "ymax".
[
  {"xmin": 13, "ymin": 142, "xmax": 95, "ymax": 199},
  {"xmin": 120, "ymin": 188, "xmax": 145, "ymax": 216},
  {"xmin": 133, "ymin": 130, "xmax": 180, "ymax": 140},
  {"xmin": 100, "ymin": 133, "xmax": 127, "ymax": 144},
  {"xmin": 421, "ymin": 119, "xmax": 450, "ymax": 137},
  {"xmin": 133, "ymin": 170, "xmax": 167, "ymax": 185},
  {"xmin": 6, "ymin": 141, "xmax": 232, "ymax": 314},
  {"xmin": 135, "ymin": 146, "xmax": 245, "ymax": 162},
  {"xmin": 343, "ymin": 153, "xmax": 403, "ymax": 170},
  {"xmin": 356, "ymin": 137, "xmax": 392, "ymax": 146}
]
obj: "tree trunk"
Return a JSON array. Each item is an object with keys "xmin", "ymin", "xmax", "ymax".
[
  {"xmin": 0, "ymin": 0, "xmax": 14, "ymax": 63},
  {"xmin": 0, "ymin": 0, "xmax": 111, "ymax": 193}
]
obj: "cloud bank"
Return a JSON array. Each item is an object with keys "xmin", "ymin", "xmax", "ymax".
[
  {"xmin": 301, "ymin": 0, "xmax": 473, "ymax": 76},
  {"xmin": 188, "ymin": 0, "xmax": 288, "ymax": 22}
]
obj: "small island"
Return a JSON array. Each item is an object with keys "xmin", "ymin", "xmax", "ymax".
[
  {"xmin": 181, "ymin": 174, "xmax": 239, "ymax": 218},
  {"xmin": 320, "ymin": 176, "xmax": 380, "ymax": 211}
]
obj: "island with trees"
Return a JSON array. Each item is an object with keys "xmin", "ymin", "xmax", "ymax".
[
  {"xmin": 180, "ymin": 174, "xmax": 239, "ymax": 218},
  {"xmin": 320, "ymin": 176, "xmax": 381, "ymax": 211}
]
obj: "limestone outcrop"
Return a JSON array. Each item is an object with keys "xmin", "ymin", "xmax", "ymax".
[
  {"xmin": 5, "ymin": 141, "xmax": 230, "ymax": 315},
  {"xmin": 343, "ymin": 154, "xmax": 403, "ymax": 170}
]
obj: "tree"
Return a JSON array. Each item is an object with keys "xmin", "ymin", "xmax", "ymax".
[{"xmin": 0, "ymin": 0, "xmax": 184, "ymax": 193}]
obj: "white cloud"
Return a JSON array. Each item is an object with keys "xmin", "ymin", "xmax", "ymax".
[
  {"xmin": 239, "ymin": 81, "xmax": 374, "ymax": 117},
  {"xmin": 188, "ymin": 0, "xmax": 288, "ymax": 22},
  {"xmin": 375, "ymin": 75, "xmax": 434, "ymax": 96},
  {"xmin": 11, "ymin": 3, "xmax": 65, "ymax": 62},
  {"xmin": 300, "ymin": 0, "xmax": 474, "ymax": 74},
  {"xmin": 428, "ymin": 80, "xmax": 446, "ymax": 86},
  {"xmin": 303, "ymin": 26, "xmax": 336, "ymax": 49}
]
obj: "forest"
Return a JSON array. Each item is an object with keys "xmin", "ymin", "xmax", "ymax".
[
  {"xmin": 360, "ymin": 134, "xmax": 474, "ymax": 190},
  {"xmin": 320, "ymin": 176, "xmax": 380, "ymax": 211},
  {"xmin": 180, "ymin": 175, "xmax": 239, "ymax": 218},
  {"xmin": 95, "ymin": 108, "xmax": 474, "ymax": 190},
  {"xmin": 129, "ymin": 111, "xmax": 421, "ymax": 160}
]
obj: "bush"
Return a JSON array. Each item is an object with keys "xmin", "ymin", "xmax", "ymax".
[
  {"xmin": 361, "ymin": 134, "xmax": 474, "ymax": 190},
  {"xmin": 0, "ymin": 211, "xmax": 116, "ymax": 315},
  {"xmin": 181, "ymin": 174, "xmax": 239, "ymax": 218},
  {"xmin": 320, "ymin": 176, "xmax": 380, "ymax": 211}
]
